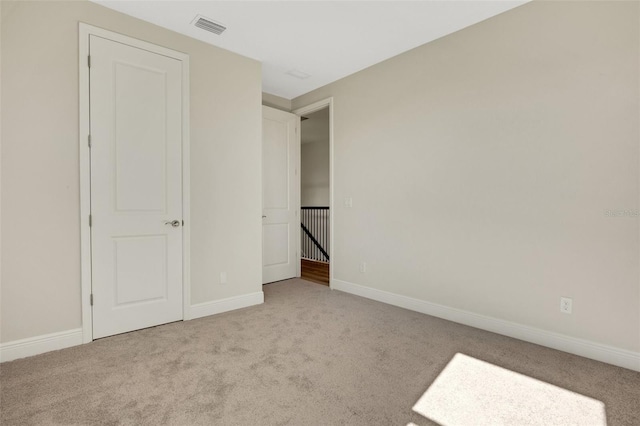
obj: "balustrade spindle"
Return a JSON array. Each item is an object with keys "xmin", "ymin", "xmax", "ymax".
[{"xmin": 300, "ymin": 207, "xmax": 329, "ymax": 262}]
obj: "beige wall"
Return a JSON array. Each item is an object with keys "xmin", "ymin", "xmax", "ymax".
[
  {"xmin": 1, "ymin": 1, "xmax": 263, "ymax": 342},
  {"xmin": 293, "ymin": 1, "xmax": 640, "ymax": 352},
  {"xmin": 262, "ymin": 92, "xmax": 291, "ymax": 112},
  {"xmin": 301, "ymin": 110, "xmax": 330, "ymax": 207},
  {"xmin": 301, "ymin": 142, "xmax": 330, "ymax": 207},
  {"xmin": 0, "ymin": 0, "xmax": 3, "ymax": 342}
]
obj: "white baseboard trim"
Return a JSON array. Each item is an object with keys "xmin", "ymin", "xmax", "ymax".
[
  {"xmin": 0, "ymin": 292, "xmax": 264, "ymax": 362},
  {"xmin": 0, "ymin": 328, "xmax": 84, "ymax": 363},
  {"xmin": 188, "ymin": 291, "xmax": 264, "ymax": 320},
  {"xmin": 332, "ymin": 279, "xmax": 640, "ymax": 372}
]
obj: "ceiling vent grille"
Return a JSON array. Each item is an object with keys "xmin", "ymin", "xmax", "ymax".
[{"xmin": 193, "ymin": 15, "xmax": 226, "ymax": 35}]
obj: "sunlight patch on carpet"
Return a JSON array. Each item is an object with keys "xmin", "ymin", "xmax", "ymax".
[{"xmin": 413, "ymin": 353, "xmax": 606, "ymax": 426}]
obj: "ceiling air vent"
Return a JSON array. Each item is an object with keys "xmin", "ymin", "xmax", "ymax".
[{"xmin": 193, "ymin": 15, "xmax": 226, "ymax": 35}]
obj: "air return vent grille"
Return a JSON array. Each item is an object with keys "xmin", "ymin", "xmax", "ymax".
[{"xmin": 193, "ymin": 15, "xmax": 226, "ymax": 35}]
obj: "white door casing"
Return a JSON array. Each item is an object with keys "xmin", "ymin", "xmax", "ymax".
[
  {"xmin": 262, "ymin": 106, "xmax": 300, "ymax": 284},
  {"xmin": 88, "ymin": 34, "xmax": 186, "ymax": 339}
]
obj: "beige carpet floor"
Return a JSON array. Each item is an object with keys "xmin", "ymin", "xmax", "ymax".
[{"xmin": 1, "ymin": 278, "xmax": 639, "ymax": 425}]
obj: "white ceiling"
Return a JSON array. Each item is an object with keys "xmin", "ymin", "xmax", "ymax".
[{"xmin": 92, "ymin": 1, "xmax": 529, "ymax": 100}]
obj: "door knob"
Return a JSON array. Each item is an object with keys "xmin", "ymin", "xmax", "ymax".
[
  {"xmin": 165, "ymin": 220, "xmax": 181, "ymax": 227},
  {"xmin": 262, "ymin": 215, "xmax": 267, "ymax": 218}
]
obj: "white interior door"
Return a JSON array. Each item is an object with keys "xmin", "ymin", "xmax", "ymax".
[
  {"xmin": 262, "ymin": 106, "xmax": 300, "ymax": 284},
  {"xmin": 90, "ymin": 35, "xmax": 183, "ymax": 339}
]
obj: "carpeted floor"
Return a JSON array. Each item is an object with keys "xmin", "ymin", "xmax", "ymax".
[{"xmin": 1, "ymin": 279, "xmax": 639, "ymax": 425}]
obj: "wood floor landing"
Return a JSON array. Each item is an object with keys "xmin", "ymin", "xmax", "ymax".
[{"xmin": 301, "ymin": 259, "xmax": 330, "ymax": 286}]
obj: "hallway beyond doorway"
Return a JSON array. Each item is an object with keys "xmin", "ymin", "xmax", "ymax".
[{"xmin": 301, "ymin": 259, "xmax": 329, "ymax": 286}]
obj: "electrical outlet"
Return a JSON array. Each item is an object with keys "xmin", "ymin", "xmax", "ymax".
[
  {"xmin": 560, "ymin": 297, "xmax": 572, "ymax": 314},
  {"xmin": 359, "ymin": 262, "xmax": 367, "ymax": 273},
  {"xmin": 220, "ymin": 272, "xmax": 227, "ymax": 284}
]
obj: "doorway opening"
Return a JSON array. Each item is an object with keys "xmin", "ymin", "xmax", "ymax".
[{"xmin": 299, "ymin": 106, "xmax": 330, "ymax": 285}]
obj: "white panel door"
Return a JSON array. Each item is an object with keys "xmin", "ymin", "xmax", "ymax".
[
  {"xmin": 262, "ymin": 106, "xmax": 300, "ymax": 284},
  {"xmin": 90, "ymin": 35, "xmax": 183, "ymax": 339}
]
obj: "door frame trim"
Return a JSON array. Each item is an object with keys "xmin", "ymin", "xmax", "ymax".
[
  {"xmin": 292, "ymin": 98, "xmax": 334, "ymax": 288},
  {"xmin": 78, "ymin": 23, "xmax": 191, "ymax": 343}
]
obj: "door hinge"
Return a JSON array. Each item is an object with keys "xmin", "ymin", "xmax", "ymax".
[
  {"xmin": 89, "ymin": 214, "xmax": 92, "ymax": 227},
  {"xmin": 88, "ymin": 55, "xmax": 91, "ymax": 68},
  {"xmin": 182, "ymin": 220, "xmax": 184, "ymax": 226},
  {"xmin": 88, "ymin": 134, "xmax": 92, "ymax": 148},
  {"xmin": 90, "ymin": 294, "xmax": 94, "ymax": 306}
]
